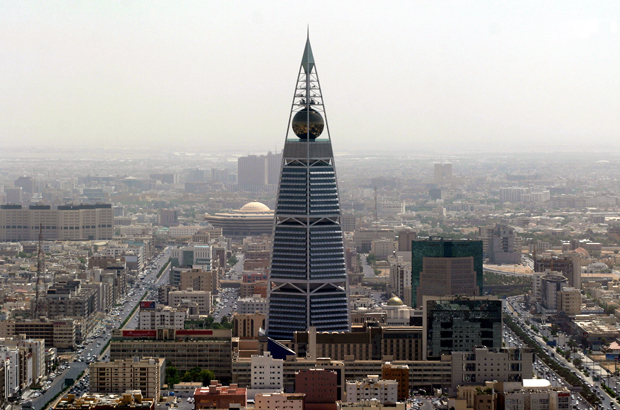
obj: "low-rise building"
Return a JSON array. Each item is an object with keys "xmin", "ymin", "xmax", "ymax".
[
  {"xmin": 89, "ymin": 357, "xmax": 165, "ymax": 401},
  {"xmin": 237, "ymin": 295, "xmax": 268, "ymax": 315},
  {"xmin": 194, "ymin": 381, "xmax": 247, "ymax": 410},
  {"xmin": 255, "ymin": 392, "xmax": 305, "ymax": 410},
  {"xmin": 345, "ymin": 375, "xmax": 397, "ymax": 405},
  {"xmin": 167, "ymin": 289, "xmax": 211, "ymax": 315},
  {"xmin": 381, "ymin": 363, "xmax": 408, "ymax": 402},
  {"xmin": 54, "ymin": 390, "xmax": 155, "ymax": 410},
  {"xmin": 110, "ymin": 329, "xmax": 231, "ymax": 379},
  {"xmin": 138, "ymin": 305, "xmax": 186, "ymax": 330},
  {"xmin": 450, "ymin": 347, "xmax": 534, "ymax": 390}
]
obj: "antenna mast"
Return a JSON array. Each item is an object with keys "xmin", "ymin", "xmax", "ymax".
[
  {"xmin": 34, "ymin": 223, "xmax": 45, "ymax": 317},
  {"xmin": 374, "ymin": 186, "xmax": 378, "ymax": 228}
]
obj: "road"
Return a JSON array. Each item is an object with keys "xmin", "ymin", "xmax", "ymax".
[
  {"xmin": 26, "ymin": 247, "xmax": 171, "ymax": 410},
  {"xmin": 505, "ymin": 295, "xmax": 610, "ymax": 410},
  {"xmin": 213, "ymin": 254, "xmax": 243, "ymax": 322},
  {"xmin": 360, "ymin": 254, "xmax": 376, "ymax": 278}
]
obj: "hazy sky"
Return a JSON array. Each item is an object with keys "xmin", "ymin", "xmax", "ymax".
[{"xmin": 1, "ymin": 1, "xmax": 619, "ymax": 154}]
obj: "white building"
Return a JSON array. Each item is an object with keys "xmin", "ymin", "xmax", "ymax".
[
  {"xmin": 377, "ymin": 201, "xmax": 405, "ymax": 217},
  {"xmin": 251, "ymin": 353, "xmax": 283, "ymax": 390},
  {"xmin": 139, "ymin": 306, "xmax": 187, "ymax": 330},
  {"xmin": 238, "ymin": 295, "xmax": 268, "ymax": 315},
  {"xmin": 1, "ymin": 347, "xmax": 20, "ymax": 396},
  {"xmin": 18, "ymin": 338, "xmax": 45, "ymax": 384},
  {"xmin": 255, "ymin": 392, "xmax": 305, "ymax": 410},
  {"xmin": 169, "ymin": 226, "xmax": 201, "ymax": 238},
  {"xmin": 346, "ymin": 375, "xmax": 398, "ymax": 405}
]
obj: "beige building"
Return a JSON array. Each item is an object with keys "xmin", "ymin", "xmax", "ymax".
[
  {"xmin": 110, "ymin": 329, "xmax": 231, "ymax": 379},
  {"xmin": 232, "ymin": 313, "xmax": 265, "ymax": 339},
  {"xmin": 416, "ymin": 257, "xmax": 479, "ymax": 307},
  {"xmin": 179, "ymin": 269, "xmax": 219, "ymax": 294},
  {"xmin": 0, "ymin": 203, "xmax": 113, "ymax": 241},
  {"xmin": 138, "ymin": 306, "xmax": 187, "ymax": 330},
  {"xmin": 168, "ymin": 289, "xmax": 211, "ymax": 314},
  {"xmin": 450, "ymin": 347, "xmax": 534, "ymax": 390},
  {"xmin": 556, "ymin": 287, "xmax": 581, "ymax": 316},
  {"xmin": 345, "ymin": 375, "xmax": 398, "ymax": 404},
  {"xmin": 0, "ymin": 319, "xmax": 76, "ymax": 350},
  {"xmin": 292, "ymin": 324, "xmax": 423, "ymax": 362},
  {"xmin": 89, "ymin": 357, "xmax": 165, "ymax": 401},
  {"xmin": 354, "ymin": 229, "xmax": 396, "ymax": 253},
  {"xmin": 255, "ymin": 393, "xmax": 305, "ymax": 410},
  {"xmin": 371, "ymin": 239, "xmax": 396, "ymax": 260}
]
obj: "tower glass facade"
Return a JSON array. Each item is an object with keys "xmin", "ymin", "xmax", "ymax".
[
  {"xmin": 266, "ymin": 37, "xmax": 349, "ymax": 340},
  {"xmin": 411, "ymin": 239, "xmax": 483, "ymax": 308}
]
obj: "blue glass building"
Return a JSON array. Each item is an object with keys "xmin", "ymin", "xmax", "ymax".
[{"xmin": 266, "ymin": 36, "xmax": 350, "ymax": 340}]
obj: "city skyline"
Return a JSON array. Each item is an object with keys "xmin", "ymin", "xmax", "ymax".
[{"xmin": 1, "ymin": 1, "xmax": 619, "ymax": 154}]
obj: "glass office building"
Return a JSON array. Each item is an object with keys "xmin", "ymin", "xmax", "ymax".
[
  {"xmin": 423, "ymin": 296, "xmax": 502, "ymax": 359},
  {"xmin": 411, "ymin": 239, "xmax": 483, "ymax": 307}
]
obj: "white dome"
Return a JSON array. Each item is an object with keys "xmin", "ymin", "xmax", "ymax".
[{"xmin": 239, "ymin": 201, "xmax": 271, "ymax": 213}]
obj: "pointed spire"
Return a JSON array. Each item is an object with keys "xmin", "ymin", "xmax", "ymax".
[{"xmin": 302, "ymin": 33, "xmax": 314, "ymax": 75}]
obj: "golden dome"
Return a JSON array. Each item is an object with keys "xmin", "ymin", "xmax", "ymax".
[{"xmin": 387, "ymin": 296, "xmax": 404, "ymax": 306}]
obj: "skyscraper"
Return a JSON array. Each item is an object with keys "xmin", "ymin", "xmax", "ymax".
[{"xmin": 266, "ymin": 36, "xmax": 349, "ymax": 340}]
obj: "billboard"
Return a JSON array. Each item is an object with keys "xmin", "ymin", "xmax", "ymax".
[
  {"xmin": 140, "ymin": 301, "xmax": 156, "ymax": 309},
  {"xmin": 175, "ymin": 330, "xmax": 213, "ymax": 336},
  {"xmin": 122, "ymin": 329, "xmax": 157, "ymax": 338}
]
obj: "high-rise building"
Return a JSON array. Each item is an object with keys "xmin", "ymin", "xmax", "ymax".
[
  {"xmin": 266, "ymin": 36, "xmax": 349, "ymax": 339},
  {"xmin": 534, "ymin": 254, "xmax": 581, "ymax": 290},
  {"xmin": 411, "ymin": 239, "xmax": 483, "ymax": 308},
  {"xmin": 423, "ymin": 295, "xmax": 502, "ymax": 360},
  {"xmin": 416, "ymin": 255, "xmax": 479, "ymax": 307},
  {"xmin": 433, "ymin": 163, "xmax": 452, "ymax": 184},
  {"xmin": 486, "ymin": 224, "xmax": 521, "ymax": 264},
  {"xmin": 14, "ymin": 176, "xmax": 36, "ymax": 194},
  {"xmin": 237, "ymin": 152, "xmax": 283, "ymax": 191}
]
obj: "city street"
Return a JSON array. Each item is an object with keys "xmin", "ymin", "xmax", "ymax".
[{"xmin": 25, "ymin": 248, "xmax": 171, "ymax": 410}]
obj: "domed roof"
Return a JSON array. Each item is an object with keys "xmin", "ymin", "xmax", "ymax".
[
  {"xmin": 387, "ymin": 296, "xmax": 404, "ymax": 306},
  {"xmin": 239, "ymin": 201, "xmax": 271, "ymax": 213}
]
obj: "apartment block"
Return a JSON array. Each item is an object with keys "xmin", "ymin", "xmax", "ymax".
[
  {"xmin": 237, "ymin": 295, "xmax": 268, "ymax": 315},
  {"xmin": 0, "ymin": 319, "xmax": 76, "ymax": 350},
  {"xmin": 89, "ymin": 357, "xmax": 165, "ymax": 400},
  {"xmin": 0, "ymin": 203, "xmax": 113, "ymax": 241},
  {"xmin": 345, "ymin": 375, "xmax": 397, "ymax": 405},
  {"xmin": 138, "ymin": 305, "xmax": 186, "ymax": 330},
  {"xmin": 167, "ymin": 289, "xmax": 211, "ymax": 315},
  {"xmin": 179, "ymin": 269, "xmax": 219, "ymax": 294},
  {"xmin": 450, "ymin": 347, "xmax": 534, "ymax": 390}
]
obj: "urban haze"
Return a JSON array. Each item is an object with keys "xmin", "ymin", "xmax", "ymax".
[{"xmin": 1, "ymin": 2, "xmax": 620, "ymax": 410}]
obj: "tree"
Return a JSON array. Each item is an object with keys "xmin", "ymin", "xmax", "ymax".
[
  {"xmin": 574, "ymin": 358, "xmax": 583, "ymax": 367},
  {"xmin": 180, "ymin": 367, "xmax": 215, "ymax": 386},
  {"xmin": 366, "ymin": 254, "xmax": 376, "ymax": 265},
  {"xmin": 166, "ymin": 366, "xmax": 180, "ymax": 386},
  {"xmin": 227, "ymin": 255, "xmax": 238, "ymax": 266}
]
